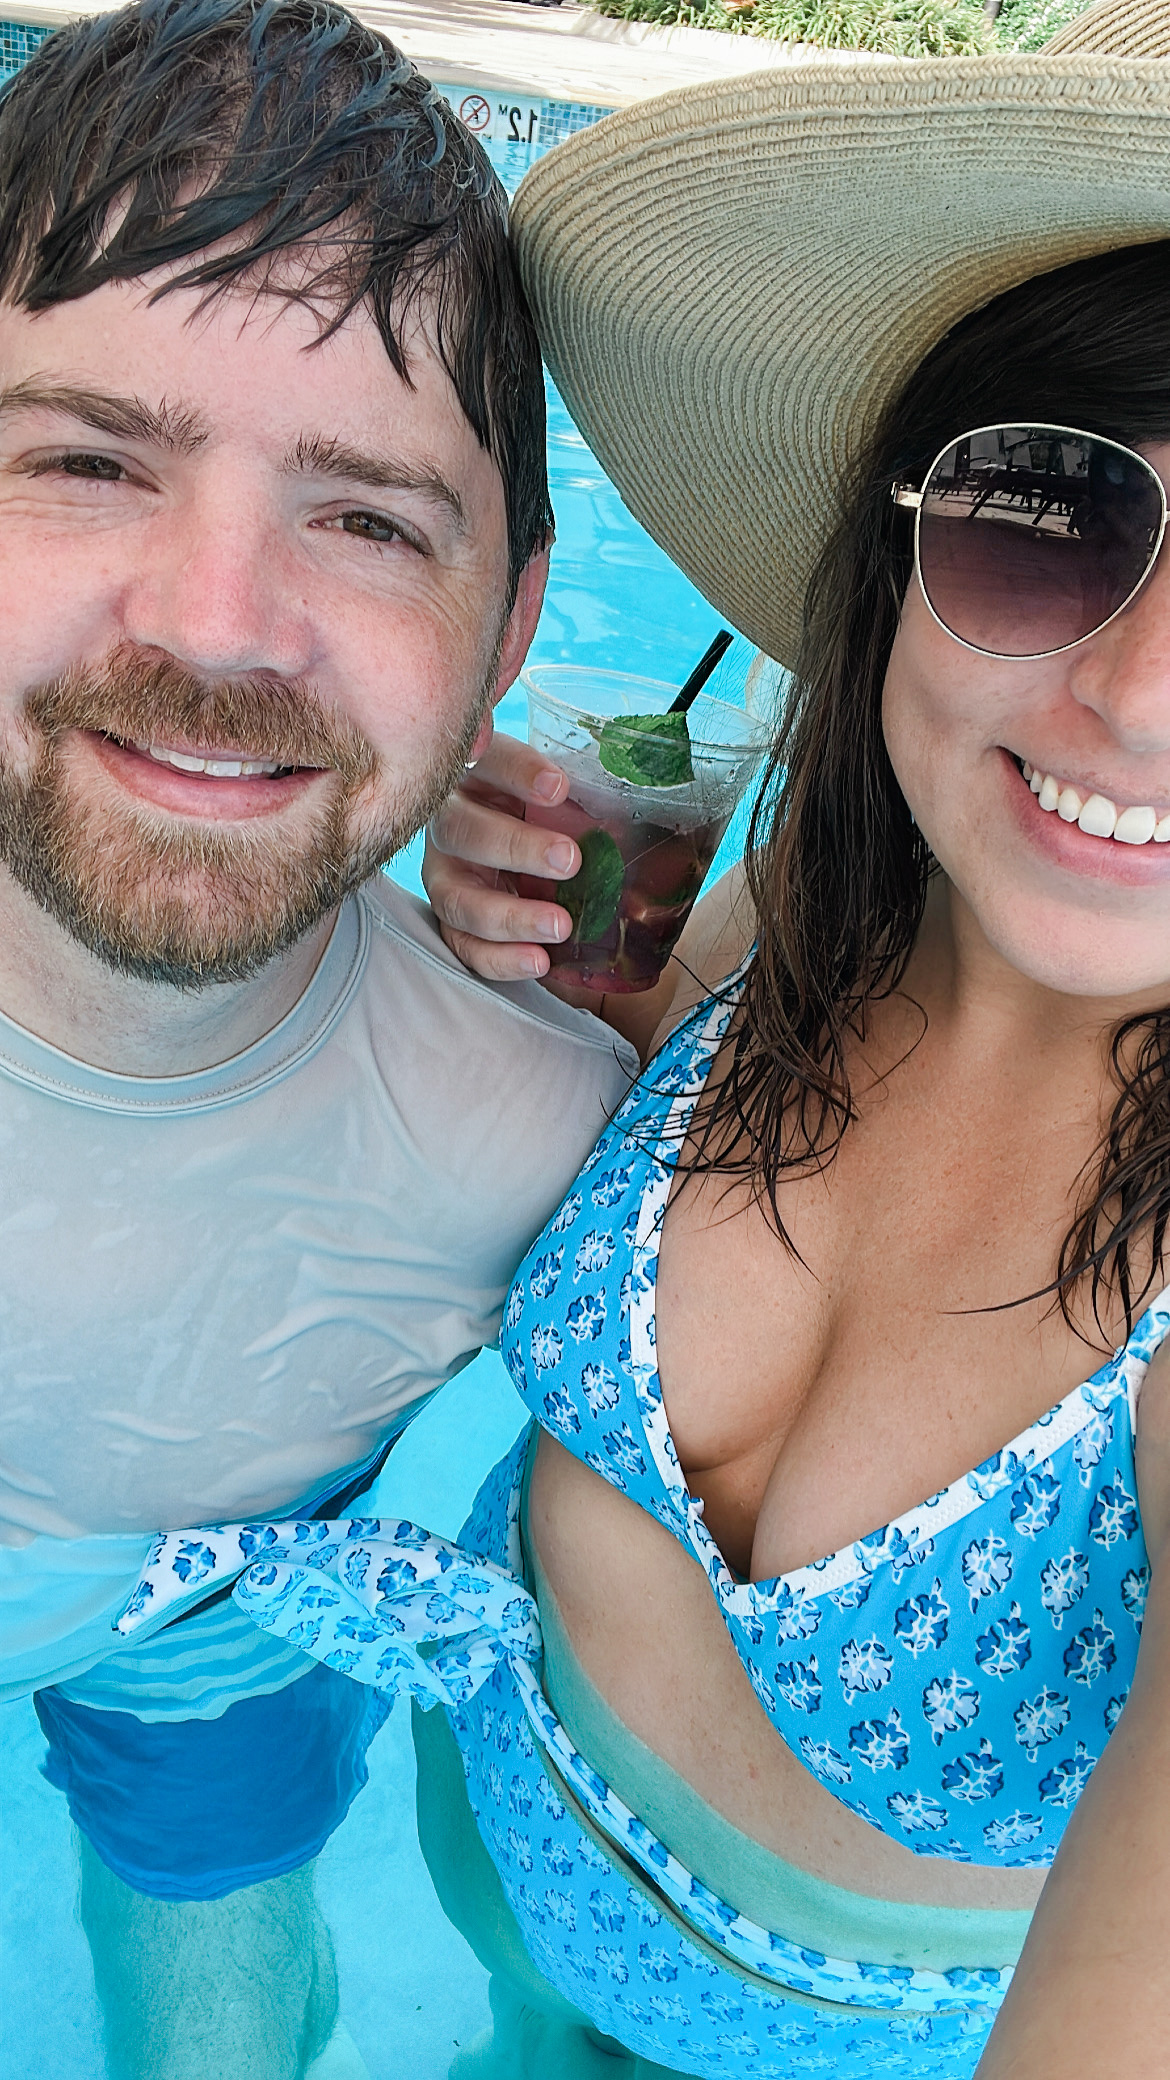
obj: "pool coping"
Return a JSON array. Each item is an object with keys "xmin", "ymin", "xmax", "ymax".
[{"xmin": 0, "ymin": 0, "xmax": 880, "ymax": 105}]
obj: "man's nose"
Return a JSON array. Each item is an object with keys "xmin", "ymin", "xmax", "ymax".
[
  {"xmin": 122, "ymin": 477, "xmax": 315, "ymax": 681},
  {"xmin": 1067, "ymin": 546, "xmax": 1170, "ymax": 754}
]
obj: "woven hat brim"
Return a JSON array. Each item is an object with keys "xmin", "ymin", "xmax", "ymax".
[{"xmin": 513, "ymin": 59, "xmax": 1170, "ymax": 668}]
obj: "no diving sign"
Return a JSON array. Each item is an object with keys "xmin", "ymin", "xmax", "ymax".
[
  {"xmin": 457, "ymin": 93, "xmax": 492, "ymax": 134},
  {"xmin": 444, "ymin": 87, "xmax": 542, "ymax": 149}
]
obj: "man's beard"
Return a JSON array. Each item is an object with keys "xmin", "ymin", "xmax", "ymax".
[{"xmin": 0, "ymin": 645, "xmax": 487, "ymax": 988}]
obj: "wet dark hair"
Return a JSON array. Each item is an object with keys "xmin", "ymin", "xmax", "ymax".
[
  {"xmin": 702, "ymin": 239, "xmax": 1170, "ymax": 1343},
  {"xmin": 0, "ymin": 0, "xmax": 552, "ymax": 592}
]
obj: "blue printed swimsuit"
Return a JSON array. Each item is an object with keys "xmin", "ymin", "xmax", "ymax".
[
  {"xmin": 122, "ymin": 973, "xmax": 1167, "ymax": 2077},
  {"xmin": 499, "ymin": 978, "xmax": 1158, "ymax": 1872}
]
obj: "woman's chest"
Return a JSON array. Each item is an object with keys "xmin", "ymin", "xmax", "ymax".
[{"xmin": 655, "ymin": 1112, "xmax": 1119, "ymax": 1584}]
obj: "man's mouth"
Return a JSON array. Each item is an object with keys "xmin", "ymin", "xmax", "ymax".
[
  {"xmin": 80, "ymin": 730, "xmax": 331, "ymax": 822},
  {"xmin": 132, "ymin": 739, "xmax": 296, "ymax": 779}
]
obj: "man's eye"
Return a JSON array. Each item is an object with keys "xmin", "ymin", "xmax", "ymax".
[
  {"xmin": 336, "ymin": 510, "xmax": 416, "ymax": 548},
  {"xmin": 35, "ymin": 452, "xmax": 126, "ymax": 481}
]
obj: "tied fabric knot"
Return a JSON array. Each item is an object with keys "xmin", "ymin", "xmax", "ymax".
[{"xmin": 115, "ymin": 1516, "xmax": 541, "ymax": 1711}]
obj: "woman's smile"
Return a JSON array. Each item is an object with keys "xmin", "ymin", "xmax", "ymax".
[
  {"xmin": 1000, "ymin": 748, "xmax": 1170, "ymax": 887},
  {"xmin": 1021, "ymin": 757, "xmax": 1170, "ymax": 843}
]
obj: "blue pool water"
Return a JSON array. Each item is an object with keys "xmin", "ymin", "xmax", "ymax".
[
  {"xmin": 0, "ymin": 133, "xmax": 753, "ymax": 2080},
  {"xmin": 390, "ymin": 129, "xmax": 756, "ymax": 908}
]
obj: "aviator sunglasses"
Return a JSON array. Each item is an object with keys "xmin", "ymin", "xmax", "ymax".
[{"xmin": 893, "ymin": 422, "xmax": 1168, "ymax": 660}]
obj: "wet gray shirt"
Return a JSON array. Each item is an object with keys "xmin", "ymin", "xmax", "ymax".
[{"xmin": 0, "ymin": 878, "xmax": 635, "ymax": 1694}]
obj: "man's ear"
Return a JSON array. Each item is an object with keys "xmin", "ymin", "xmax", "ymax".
[{"xmin": 492, "ymin": 543, "xmax": 551, "ymax": 710}]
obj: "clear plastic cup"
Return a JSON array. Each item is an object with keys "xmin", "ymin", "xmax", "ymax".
[{"xmin": 518, "ymin": 665, "xmax": 763, "ymax": 994}]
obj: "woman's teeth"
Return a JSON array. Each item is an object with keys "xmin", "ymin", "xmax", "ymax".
[
  {"xmin": 136, "ymin": 742, "xmax": 282, "ymax": 778},
  {"xmin": 1022, "ymin": 762, "xmax": 1170, "ymax": 846}
]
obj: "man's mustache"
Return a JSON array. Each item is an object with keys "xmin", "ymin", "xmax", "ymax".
[{"xmin": 25, "ymin": 645, "xmax": 378, "ymax": 785}]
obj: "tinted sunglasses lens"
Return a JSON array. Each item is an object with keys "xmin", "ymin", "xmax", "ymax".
[{"xmin": 916, "ymin": 427, "xmax": 1163, "ymax": 657}]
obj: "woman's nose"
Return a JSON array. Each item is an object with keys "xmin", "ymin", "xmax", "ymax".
[
  {"xmin": 122, "ymin": 479, "xmax": 314, "ymax": 682},
  {"xmin": 1067, "ymin": 548, "xmax": 1170, "ymax": 754}
]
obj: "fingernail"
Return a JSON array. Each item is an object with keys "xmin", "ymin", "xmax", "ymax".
[
  {"xmin": 546, "ymin": 840, "xmax": 575, "ymax": 875},
  {"xmin": 531, "ymin": 768, "xmax": 564, "ymax": 802},
  {"xmin": 523, "ymin": 951, "xmax": 549, "ymax": 978},
  {"xmin": 546, "ymin": 911, "xmax": 570, "ymax": 943}
]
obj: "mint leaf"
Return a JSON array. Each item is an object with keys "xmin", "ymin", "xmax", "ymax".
[
  {"xmin": 557, "ymin": 827, "xmax": 624, "ymax": 941},
  {"xmin": 598, "ymin": 710, "xmax": 693, "ymax": 788}
]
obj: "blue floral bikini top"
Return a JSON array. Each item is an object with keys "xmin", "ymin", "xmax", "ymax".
[{"xmin": 499, "ymin": 970, "xmax": 1166, "ymax": 1871}]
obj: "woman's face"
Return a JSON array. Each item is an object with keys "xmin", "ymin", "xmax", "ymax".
[{"xmin": 882, "ymin": 439, "xmax": 1170, "ymax": 1000}]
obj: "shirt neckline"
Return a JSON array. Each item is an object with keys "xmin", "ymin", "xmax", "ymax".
[
  {"xmin": 625, "ymin": 980, "xmax": 1170, "ymax": 1616},
  {"xmin": 0, "ymin": 893, "xmax": 369, "ymax": 1115}
]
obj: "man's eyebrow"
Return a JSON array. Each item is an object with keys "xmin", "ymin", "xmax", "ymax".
[
  {"xmin": 286, "ymin": 433, "xmax": 466, "ymax": 528},
  {"xmin": 0, "ymin": 381, "xmax": 208, "ymax": 452}
]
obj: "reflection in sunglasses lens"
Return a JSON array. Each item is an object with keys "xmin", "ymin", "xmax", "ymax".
[{"xmin": 917, "ymin": 427, "xmax": 1163, "ymax": 657}]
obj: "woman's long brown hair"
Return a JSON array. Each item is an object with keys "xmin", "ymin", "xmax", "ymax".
[{"xmin": 695, "ymin": 239, "xmax": 1170, "ymax": 1344}]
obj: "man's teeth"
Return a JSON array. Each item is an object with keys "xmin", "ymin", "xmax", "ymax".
[
  {"xmin": 138, "ymin": 743, "xmax": 282, "ymax": 778},
  {"xmin": 1022, "ymin": 761, "xmax": 1170, "ymax": 845}
]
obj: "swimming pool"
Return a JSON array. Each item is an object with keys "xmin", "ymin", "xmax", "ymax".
[{"xmin": 0, "ymin": 125, "xmax": 753, "ymax": 2080}]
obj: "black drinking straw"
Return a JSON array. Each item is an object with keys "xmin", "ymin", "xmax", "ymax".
[{"xmin": 668, "ymin": 628, "xmax": 734, "ymax": 714}]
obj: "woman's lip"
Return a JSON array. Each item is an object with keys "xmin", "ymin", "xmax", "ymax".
[
  {"xmin": 1014, "ymin": 754, "xmax": 1170, "ymax": 824},
  {"xmin": 1002, "ymin": 749, "xmax": 1170, "ymax": 884},
  {"xmin": 83, "ymin": 730, "xmax": 326, "ymax": 821}
]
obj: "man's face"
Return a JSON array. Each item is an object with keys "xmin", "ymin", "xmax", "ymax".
[{"xmin": 0, "ymin": 271, "xmax": 537, "ymax": 984}]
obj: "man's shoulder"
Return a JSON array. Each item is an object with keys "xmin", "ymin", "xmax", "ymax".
[
  {"xmin": 355, "ymin": 875, "xmax": 639, "ymax": 1068},
  {"xmin": 346, "ymin": 878, "xmax": 638, "ymax": 1202}
]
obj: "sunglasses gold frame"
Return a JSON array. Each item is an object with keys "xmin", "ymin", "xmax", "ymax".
[{"xmin": 892, "ymin": 421, "xmax": 1169, "ymax": 662}]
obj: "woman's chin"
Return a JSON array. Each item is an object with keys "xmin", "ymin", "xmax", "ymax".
[{"xmin": 977, "ymin": 899, "xmax": 1170, "ymax": 1005}]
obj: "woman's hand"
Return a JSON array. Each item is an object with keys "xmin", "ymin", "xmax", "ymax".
[
  {"xmin": 423, "ymin": 732, "xmax": 580, "ymax": 983},
  {"xmin": 1136, "ymin": 1331, "xmax": 1170, "ymax": 1578}
]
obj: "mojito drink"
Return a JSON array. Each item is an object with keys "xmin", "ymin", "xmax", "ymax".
[{"xmin": 519, "ymin": 668, "xmax": 760, "ymax": 994}]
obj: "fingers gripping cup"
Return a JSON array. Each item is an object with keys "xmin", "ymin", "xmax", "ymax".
[{"xmin": 519, "ymin": 666, "xmax": 762, "ymax": 994}]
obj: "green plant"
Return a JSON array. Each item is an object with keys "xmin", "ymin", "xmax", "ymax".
[
  {"xmin": 750, "ymin": 0, "xmax": 994, "ymax": 49},
  {"xmin": 994, "ymin": 0, "xmax": 1093, "ymax": 48},
  {"xmin": 589, "ymin": 0, "xmax": 996, "ymax": 55},
  {"xmin": 590, "ymin": 0, "xmax": 723, "ymax": 21}
]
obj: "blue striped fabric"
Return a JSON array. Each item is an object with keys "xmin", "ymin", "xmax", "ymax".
[{"xmin": 53, "ymin": 1591, "xmax": 314, "ymax": 1723}]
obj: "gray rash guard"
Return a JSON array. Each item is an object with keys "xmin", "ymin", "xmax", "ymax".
[{"xmin": 0, "ymin": 876, "xmax": 636, "ymax": 1697}]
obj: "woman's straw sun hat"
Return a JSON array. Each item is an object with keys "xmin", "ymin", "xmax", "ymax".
[{"xmin": 511, "ymin": 0, "xmax": 1170, "ymax": 667}]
